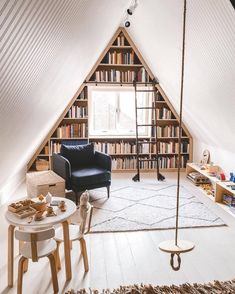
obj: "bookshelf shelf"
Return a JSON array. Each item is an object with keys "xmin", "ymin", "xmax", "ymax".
[
  {"xmin": 99, "ymin": 63, "xmax": 143, "ymax": 67},
  {"xmin": 50, "ymin": 137, "xmax": 88, "ymax": 140},
  {"xmin": 28, "ymin": 27, "xmax": 193, "ymax": 172},
  {"xmin": 110, "ymin": 45, "xmax": 132, "ymax": 49},
  {"xmin": 62, "ymin": 118, "xmax": 88, "ymax": 122}
]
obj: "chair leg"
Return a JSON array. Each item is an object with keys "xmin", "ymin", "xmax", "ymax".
[
  {"xmin": 48, "ymin": 253, "xmax": 59, "ymax": 293},
  {"xmin": 17, "ymin": 256, "xmax": 26, "ymax": 294},
  {"xmin": 75, "ymin": 191, "xmax": 79, "ymax": 206},
  {"xmin": 23, "ymin": 258, "xmax": 28, "ymax": 273},
  {"xmin": 80, "ymin": 238, "xmax": 89, "ymax": 272},
  {"xmin": 107, "ymin": 186, "xmax": 110, "ymax": 198},
  {"xmin": 55, "ymin": 241, "xmax": 61, "ymax": 272}
]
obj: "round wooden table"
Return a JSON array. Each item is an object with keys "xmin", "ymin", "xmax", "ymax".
[{"xmin": 5, "ymin": 197, "xmax": 77, "ymax": 287}]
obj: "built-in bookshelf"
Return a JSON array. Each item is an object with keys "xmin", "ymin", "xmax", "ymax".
[
  {"xmin": 28, "ymin": 27, "xmax": 192, "ymax": 172},
  {"xmin": 29, "ymin": 87, "xmax": 89, "ymax": 171}
]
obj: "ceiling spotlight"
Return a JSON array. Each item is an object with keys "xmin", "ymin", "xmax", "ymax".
[
  {"xmin": 127, "ymin": 0, "xmax": 138, "ymax": 15},
  {"xmin": 125, "ymin": 21, "xmax": 131, "ymax": 27},
  {"xmin": 127, "ymin": 8, "xmax": 133, "ymax": 15}
]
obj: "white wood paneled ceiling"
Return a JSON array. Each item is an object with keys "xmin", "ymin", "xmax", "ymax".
[
  {"xmin": 0, "ymin": 0, "xmax": 129, "ymax": 192},
  {"xmin": 0, "ymin": 0, "xmax": 234, "ymax": 196},
  {"xmin": 128, "ymin": 0, "xmax": 235, "ymax": 170}
]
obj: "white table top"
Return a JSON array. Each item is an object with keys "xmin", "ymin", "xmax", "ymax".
[{"xmin": 5, "ymin": 197, "xmax": 77, "ymax": 228}]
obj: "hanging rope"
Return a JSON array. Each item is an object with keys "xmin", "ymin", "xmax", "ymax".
[
  {"xmin": 175, "ymin": 0, "xmax": 187, "ymax": 248},
  {"xmin": 159, "ymin": 0, "xmax": 194, "ymax": 272}
]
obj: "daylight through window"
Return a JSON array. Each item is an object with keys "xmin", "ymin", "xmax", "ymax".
[{"xmin": 88, "ymin": 86, "xmax": 152, "ymax": 137}]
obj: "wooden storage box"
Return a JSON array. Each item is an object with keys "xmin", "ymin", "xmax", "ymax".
[
  {"xmin": 26, "ymin": 171, "xmax": 65, "ymax": 198},
  {"xmin": 36, "ymin": 159, "xmax": 49, "ymax": 171}
]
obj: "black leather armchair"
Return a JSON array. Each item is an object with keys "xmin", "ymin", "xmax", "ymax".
[{"xmin": 52, "ymin": 143, "xmax": 111, "ymax": 204}]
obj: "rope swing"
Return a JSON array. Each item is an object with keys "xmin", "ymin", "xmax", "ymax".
[{"xmin": 159, "ymin": 0, "xmax": 194, "ymax": 271}]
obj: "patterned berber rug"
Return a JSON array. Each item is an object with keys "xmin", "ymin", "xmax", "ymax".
[
  {"xmin": 65, "ymin": 280, "xmax": 235, "ymax": 294},
  {"xmin": 71, "ymin": 182, "xmax": 225, "ymax": 233}
]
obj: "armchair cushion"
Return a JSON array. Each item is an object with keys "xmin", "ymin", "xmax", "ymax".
[
  {"xmin": 71, "ymin": 166, "xmax": 111, "ymax": 190},
  {"xmin": 61, "ymin": 143, "xmax": 95, "ymax": 168}
]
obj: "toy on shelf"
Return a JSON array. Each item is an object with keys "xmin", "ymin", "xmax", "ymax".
[
  {"xmin": 223, "ymin": 194, "xmax": 235, "ymax": 207},
  {"xmin": 199, "ymin": 183, "xmax": 215, "ymax": 196},
  {"xmin": 187, "ymin": 172, "xmax": 211, "ymax": 186},
  {"xmin": 216, "ymin": 172, "xmax": 226, "ymax": 181},
  {"xmin": 201, "ymin": 149, "xmax": 210, "ymax": 165},
  {"xmin": 207, "ymin": 163, "xmax": 221, "ymax": 177},
  {"xmin": 230, "ymin": 173, "xmax": 235, "ymax": 183}
]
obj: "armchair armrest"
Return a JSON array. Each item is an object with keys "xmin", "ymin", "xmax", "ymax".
[
  {"xmin": 94, "ymin": 151, "xmax": 112, "ymax": 171},
  {"xmin": 52, "ymin": 153, "xmax": 72, "ymax": 190}
]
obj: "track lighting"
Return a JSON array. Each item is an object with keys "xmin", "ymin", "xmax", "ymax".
[
  {"xmin": 123, "ymin": 0, "xmax": 138, "ymax": 28},
  {"xmin": 127, "ymin": 0, "xmax": 138, "ymax": 15},
  {"xmin": 125, "ymin": 20, "xmax": 131, "ymax": 27}
]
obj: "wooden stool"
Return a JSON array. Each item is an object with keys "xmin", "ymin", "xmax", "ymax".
[{"xmin": 15, "ymin": 228, "xmax": 59, "ymax": 294}]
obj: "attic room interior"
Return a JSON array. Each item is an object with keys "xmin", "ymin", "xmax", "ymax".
[{"xmin": 0, "ymin": 0, "xmax": 235, "ymax": 293}]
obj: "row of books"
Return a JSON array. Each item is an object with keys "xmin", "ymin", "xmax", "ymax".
[
  {"xmin": 94, "ymin": 141, "xmax": 141, "ymax": 154},
  {"xmin": 93, "ymin": 141, "xmax": 189, "ymax": 154},
  {"xmin": 158, "ymin": 142, "xmax": 189, "ymax": 154},
  {"xmin": 102, "ymin": 51, "xmax": 136, "ymax": 65},
  {"xmin": 56, "ymin": 123, "xmax": 88, "ymax": 138},
  {"xmin": 65, "ymin": 106, "xmax": 88, "ymax": 118},
  {"xmin": 111, "ymin": 156, "xmax": 188, "ymax": 170},
  {"xmin": 50, "ymin": 142, "xmax": 61, "ymax": 154},
  {"xmin": 93, "ymin": 68, "xmax": 150, "ymax": 83},
  {"xmin": 156, "ymin": 107, "xmax": 173, "ymax": 119},
  {"xmin": 155, "ymin": 126, "xmax": 183, "ymax": 138},
  {"xmin": 48, "ymin": 140, "xmax": 189, "ymax": 156},
  {"xmin": 114, "ymin": 34, "xmax": 128, "ymax": 46}
]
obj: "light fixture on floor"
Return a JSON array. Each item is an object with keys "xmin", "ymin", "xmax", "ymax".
[{"xmin": 159, "ymin": 0, "xmax": 195, "ymax": 271}]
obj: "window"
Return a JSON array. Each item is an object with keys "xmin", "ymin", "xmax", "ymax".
[{"xmin": 88, "ymin": 86, "xmax": 152, "ymax": 137}]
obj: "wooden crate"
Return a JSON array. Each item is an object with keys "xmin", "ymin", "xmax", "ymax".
[
  {"xmin": 26, "ymin": 170, "xmax": 65, "ymax": 198},
  {"xmin": 36, "ymin": 159, "xmax": 49, "ymax": 171}
]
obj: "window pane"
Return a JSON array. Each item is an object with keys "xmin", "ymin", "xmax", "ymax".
[
  {"xmin": 89, "ymin": 86, "xmax": 151, "ymax": 137},
  {"xmin": 91, "ymin": 91, "xmax": 117, "ymax": 133},
  {"xmin": 118, "ymin": 91, "xmax": 135, "ymax": 134}
]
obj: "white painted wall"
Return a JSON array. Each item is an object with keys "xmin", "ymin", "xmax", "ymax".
[{"xmin": 128, "ymin": 0, "xmax": 235, "ymax": 175}]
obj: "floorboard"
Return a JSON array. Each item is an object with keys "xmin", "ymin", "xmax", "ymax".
[{"xmin": 1, "ymin": 172, "xmax": 235, "ymax": 293}]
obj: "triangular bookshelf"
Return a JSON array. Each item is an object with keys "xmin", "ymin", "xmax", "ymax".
[{"xmin": 28, "ymin": 27, "xmax": 193, "ymax": 172}]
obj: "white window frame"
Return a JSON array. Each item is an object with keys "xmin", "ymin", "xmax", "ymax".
[{"xmin": 88, "ymin": 86, "xmax": 152, "ymax": 138}]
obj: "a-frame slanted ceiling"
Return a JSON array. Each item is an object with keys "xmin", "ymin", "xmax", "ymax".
[
  {"xmin": 0, "ymin": 0, "xmax": 234, "ymax": 202},
  {"xmin": 128, "ymin": 0, "xmax": 235, "ymax": 172},
  {"xmin": 0, "ymin": 0, "xmax": 129, "ymax": 200}
]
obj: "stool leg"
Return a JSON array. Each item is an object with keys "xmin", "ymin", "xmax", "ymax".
[
  {"xmin": 17, "ymin": 256, "xmax": 26, "ymax": 294},
  {"xmin": 55, "ymin": 242, "xmax": 61, "ymax": 272},
  {"xmin": 80, "ymin": 238, "xmax": 89, "ymax": 272},
  {"xmin": 48, "ymin": 253, "xmax": 59, "ymax": 293},
  {"xmin": 23, "ymin": 258, "xmax": 28, "ymax": 273}
]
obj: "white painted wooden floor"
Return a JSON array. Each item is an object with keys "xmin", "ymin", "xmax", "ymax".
[{"xmin": 1, "ymin": 172, "xmax": 235, "ymax": 294}]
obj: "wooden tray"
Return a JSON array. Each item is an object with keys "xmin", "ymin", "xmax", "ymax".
[
  {"xmin": 13, "ymin": 207, "xmax": 37, "ymax": 219},
  {"xmin": 8, "ymin": 199, "xmax": 35, "ymax": 213}
]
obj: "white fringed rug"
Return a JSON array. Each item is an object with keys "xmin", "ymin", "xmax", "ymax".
[
  {"xmin": 65, "ymin": 280, "xmax": 235, "ymax": 294},
  {"xmin": 71, "ymin": 183, "xmax": 225, "ymax": 233}
]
